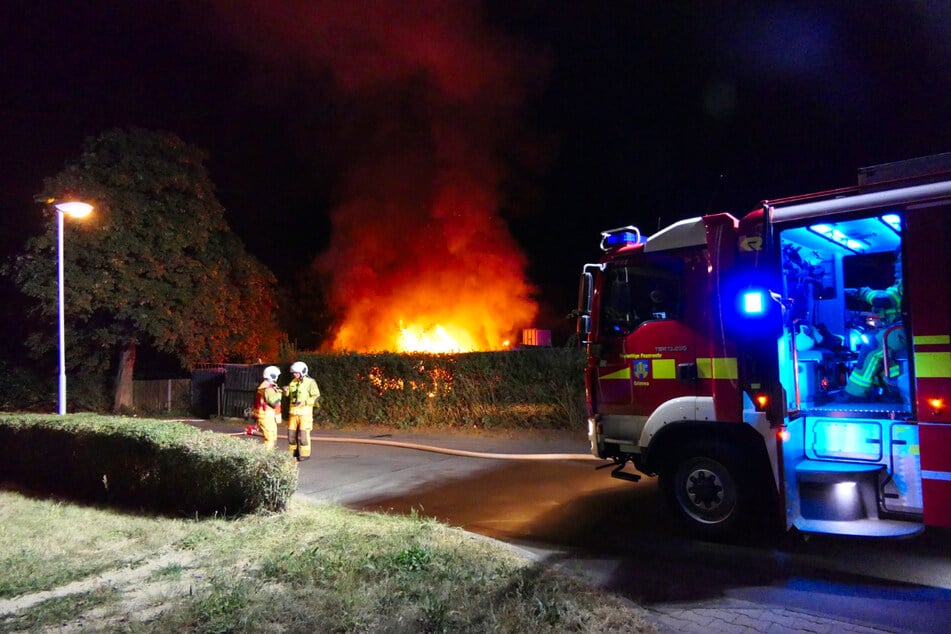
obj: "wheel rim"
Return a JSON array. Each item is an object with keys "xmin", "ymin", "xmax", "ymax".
[{"xmin": 676, "ymin": 458, "xmax": 737, "ymax": 525}]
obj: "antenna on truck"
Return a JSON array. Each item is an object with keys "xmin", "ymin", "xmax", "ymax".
[{"xmin": 706, "ymin": 173, "xmax": 726, "ymax": 214}]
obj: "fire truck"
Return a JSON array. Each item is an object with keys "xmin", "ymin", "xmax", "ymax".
[{"xmin": 577, "ymin": 153, "xmax": 951, "ymax": 538}]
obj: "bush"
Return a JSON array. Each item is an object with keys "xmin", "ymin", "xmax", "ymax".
[
  {"xmin": 0, "ymin": 413, "xmax": 298, "ymax": 517},
  {"xmin": 296, "ymin": 348, "xmax": 586, "ymax": 431},
  {"xmin": 3, "ymin": 349, "xmax": 588, "ymax": 430}
]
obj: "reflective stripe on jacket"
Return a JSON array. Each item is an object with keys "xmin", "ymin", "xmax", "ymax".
[
  {"xmin": 859, "ymin": 282, "xmax": 902, "ymax": 325},
  {"xmin": 287, "ymin": 376, "xmax": 320, "ymax": 416}
]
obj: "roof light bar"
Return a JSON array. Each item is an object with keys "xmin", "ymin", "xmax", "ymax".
[{"xmin": 600, "ymin": 225, "xmax": 643, "ymax": 251}]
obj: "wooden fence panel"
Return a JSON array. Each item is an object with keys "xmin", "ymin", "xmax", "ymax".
[{"xmin": 133, "ymin": 379, "xmax": 191, "ymax": 413}]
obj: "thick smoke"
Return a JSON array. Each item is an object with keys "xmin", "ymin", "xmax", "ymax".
[{"xmin": 211, "ymin": 0, "xmax": 545, "ymax": 351}]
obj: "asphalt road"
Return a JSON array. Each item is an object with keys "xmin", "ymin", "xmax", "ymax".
[{"xmin": 205, "ymin": 421, "xmax": 951, "ymax": 634}]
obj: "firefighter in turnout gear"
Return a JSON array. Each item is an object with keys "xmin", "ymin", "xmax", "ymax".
[
  {"xmin": 843, "ymin": 255, "xmax": 905, "ymax": 400},
  {"xmin": 254, "ymin": 365, "xmax": 283, "ymax": 450},
  {"xmin": 287, "ymin": 361, "xmax": 320, "ymax": 461}
]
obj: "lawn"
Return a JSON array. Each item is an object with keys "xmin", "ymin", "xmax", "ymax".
[{"xmin": 0, "ymin": 489, "xmax": 656, "ymax": 632}]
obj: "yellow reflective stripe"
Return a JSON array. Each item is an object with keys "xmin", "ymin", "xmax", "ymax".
[
  {"xmin": 848, "ymin": 372, "xmax": 874, "ymax": 388},
  {"xmin": 697, "ymin": 357, "xmax": 738, "ymax": 380},
  {"xmin": 653, "ymin": 358, "xmax": 676, "ymax": 379},
  {"xmin": 604, "ymin": 358, "xmax": 738, "ymax": 380},
  {"xmin": 914, "ymin": 352, "xmax": 951, "ymax": 378},
  {"xmin": 697, "ymin": 358, "xmax": 712, "ymax": 379},
  {"xmin": 601, "ymin": 367, "xmax": 630, "ymax": 380},
  {"xmin": 914, "ymin": 335, "xmax": 951, "ymax": 346}
]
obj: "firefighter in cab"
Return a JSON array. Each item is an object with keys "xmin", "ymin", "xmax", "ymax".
[
  {"xmin": 842, "ymin": 253, "xmax": 904, "ymax": 401},
  {"xmin": 254, "ymin": 365, "xmax": 283, "ymax": 450},
  {"xmin": 286, "ymin": 361, "xmax": 321, "ymax": 461}
]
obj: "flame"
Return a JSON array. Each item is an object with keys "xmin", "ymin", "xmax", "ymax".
[
  {"xmin": 398, "ymin": 322, "xmax": 472, "ymax": 353},
  {"xmin": 328, "ymin": 267, "xmax": 536, "ymax": 352},
  {"xmin": 324, "ymin": 190, "xmax": 538, "ymax": 353}
]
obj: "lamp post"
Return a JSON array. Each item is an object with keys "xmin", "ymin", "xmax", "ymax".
[{"xmin": 53, "ymin": 200, "xmax": 93, "ymax": 415}]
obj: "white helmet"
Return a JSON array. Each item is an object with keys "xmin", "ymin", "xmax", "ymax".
[
  {"xmin": 263, "ymin": 365, "xmax": 280, "ymax": 382},
  {"xmin": 290, "ymin": 361, "xmax": 308, "ymax": 376}
]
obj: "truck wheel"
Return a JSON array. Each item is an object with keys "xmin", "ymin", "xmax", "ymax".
[{"xmin": 661, "ymin": 442, "xmax": 746, "ymax": 538}]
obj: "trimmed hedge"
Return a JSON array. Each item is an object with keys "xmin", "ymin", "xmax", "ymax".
[
  {"xmin": 0, "ymin": 413, "xmax": 298, "ymax": 517},
  {"xmin": 293, "ymin": 348, "xmax": 586, "ymax": 430}
]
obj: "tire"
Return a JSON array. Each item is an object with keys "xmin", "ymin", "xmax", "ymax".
[{"xmin": 661, "ymin": 441, "xmax": 747, "ymax": 539}]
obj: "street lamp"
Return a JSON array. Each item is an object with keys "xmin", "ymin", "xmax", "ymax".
[{"xmin": 53, "ymin": 200, "xmax": 93, "ymax": 415}]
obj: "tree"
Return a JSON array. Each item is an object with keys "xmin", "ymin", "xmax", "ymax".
[{"xmin": 9, "ymin": 127, "xmax": 284, "ymax": 412}]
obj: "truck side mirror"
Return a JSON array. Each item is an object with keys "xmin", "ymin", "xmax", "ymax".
[{"xmin": 578, "ymin": 315, "xmax": 591, "ymax": 342}]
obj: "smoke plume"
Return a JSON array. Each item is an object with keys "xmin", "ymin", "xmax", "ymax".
[{"xmin": 211, "ymin": 0, "xmax": 545, "ymax": 351}]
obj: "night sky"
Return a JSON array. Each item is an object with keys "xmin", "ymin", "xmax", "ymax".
[{"xmin": 2, "ymin": 1, "xmax": 950, "ymax": 348}]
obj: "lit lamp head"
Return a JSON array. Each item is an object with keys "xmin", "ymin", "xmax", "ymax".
[{"xmin": 54, "ymin": 201, "xmax": 93, "ymax": 218}]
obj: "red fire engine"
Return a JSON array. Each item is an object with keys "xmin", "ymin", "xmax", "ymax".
[{"xmin": 578, "ymin": 153, "xmax": 951, "ymax": 538}]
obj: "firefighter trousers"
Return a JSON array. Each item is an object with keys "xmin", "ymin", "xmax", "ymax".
[
  {"xmin": 255, "ymin": 412, "xmax": 278, "ymax": 450},
  {"xmin": 845, "ymin": 328, "xmax": 904, "ymax": 398},
  {"xmin": 288, "ymin": 413, "xmax": 313, "ymax": 461}
]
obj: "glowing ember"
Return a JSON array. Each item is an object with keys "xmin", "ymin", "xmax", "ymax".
[{"xmin": 364, "ymin": 362, "xmax": 454, "ymax": 398}]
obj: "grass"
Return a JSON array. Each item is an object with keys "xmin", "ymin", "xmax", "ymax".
[{"xmin": 0, "ymin": 490, "xmax": 656, "ymax": 633}]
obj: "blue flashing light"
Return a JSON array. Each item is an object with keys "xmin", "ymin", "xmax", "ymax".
[
  {"xmin": 604, "ymin": 231, "xmax": 639, "ymax": 248},
  {"xmin": 600, "ymin": 225, "xmax": 642, "ymax": 251},
  {"xmin": 724, "ymin": 277, "xmax": 779, "ymax": 336},
  {"xmin": 741, "ymin": 289, "xmax": 767, "ymax": 316}
]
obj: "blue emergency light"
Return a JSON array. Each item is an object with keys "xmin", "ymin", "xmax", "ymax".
[
  {"xmin": 740, "ymin": 289, "xmax": 767, "ymax": 316},
  {"xmin": 724, "ymin": 279, "xmax": 778, "ymax": 336},
  {"xmin": 600, "ymin": 225, "xmax": 643, "ymax": 251}
]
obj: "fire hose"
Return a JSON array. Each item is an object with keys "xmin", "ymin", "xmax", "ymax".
[{"xmin": 236, "ymin": 427, "xmax": 599, "ymax": 461}]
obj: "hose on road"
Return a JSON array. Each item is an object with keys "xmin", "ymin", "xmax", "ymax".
[
  {"xmin": 172, "ymin": 420, "xmax": 601, "ymax": 462},
  {"xmin": 234, "ymin": 429, "xmax": 600, "ymax": 461}
]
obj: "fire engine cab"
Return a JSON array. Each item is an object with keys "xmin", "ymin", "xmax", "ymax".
[{"xmin": 577, "ymin": 153, "xmax": 951, "ymax": 538}]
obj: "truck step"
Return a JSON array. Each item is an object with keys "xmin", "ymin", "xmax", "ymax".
[{"xmin": 794, "ymin": 517, "xmax": 923, "ymax": 538}]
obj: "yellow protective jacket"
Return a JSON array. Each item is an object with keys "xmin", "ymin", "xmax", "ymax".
[
  {"xmin": 254, "ymin": 380, "xmax": 282, "ymax": 419},
  {"xmin": 859, "ymin": 281, "xmax": 902, "ymax": 325},
  {"xmin": 287, "ymin": 376, "xmax": 320, "ymax": 416}
]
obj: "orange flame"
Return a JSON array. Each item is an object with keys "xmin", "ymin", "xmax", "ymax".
[
  {"xmin": 398, "ymin": 322, "xmax": 471, "ymax": 353},
  {"xmin": 324, "ymin": 188, "xmax": 538, "ymax": 353}
]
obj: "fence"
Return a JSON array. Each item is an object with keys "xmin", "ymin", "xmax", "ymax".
[
  {"xmin": 190, "ymin": 364, "xmax": 267, "ymax": 419},
  {"xmin": 132, "ymin": 379, "xmax": 191, "ymax": 414}
]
